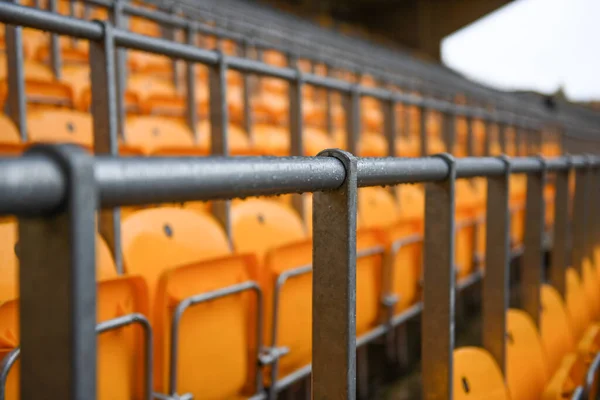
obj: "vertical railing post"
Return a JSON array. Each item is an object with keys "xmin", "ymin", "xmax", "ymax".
[
  {"xmin": 572, "ymin": 157, "xmax": 589, "ymax": 275},
  {"xmin": 549, "ymin": 161, "xmax": 570, "ymax": 297},
  {"xmin": 241, "ymin": 38, "xmax": 253, "ymax": 142},
  {"xmin": 48, "ymin": 0, "xmax": 62, "ymax": 79},
  {"xmin": 483, "ymin": 117, "xmax": 492, "ymax": 157},
  {"xmin": 483, "ymin": 156, "xmax": 511, "ymax": 375},
  {"xmin": 591, "ymin": 158, "xmax": 600, "ymax": 268},
  {"xmin": 585, "ymin": 156, "xmax": 597, "ymax": 266},
  {"xmin": 312, "ymin": 149, "xmax": 358, "ymax": 400},
  {"xmin": 521, "ymin": 158, "xmax": 546, "ymax": 327},
  {"xmin": 419, "ymin": 102, "xmax": 428, "ymax": 156},
  {"xmin": 443, "ymin": 106, "xmax": 456, "ymax": 154},
  {"xmin": 384, "ymin": 96, "xmax": 397, "ymax": 158},
  {"xmin": 89, "ymin": 20, "xmax": 122, "ymax": 273},
  {"xmin": 422, "ymin": 153, "xmax": 456, "ymax": 400},
  {"xmin": 185, "ymin": 23, "xmax": 198, "ymax": 143},
  {"xmin": 325, "ymin": 63, "xmax": 334, "ymax": 137},
  {"xmin": 168, "ymin": 3, "xmax": 181, "ymax": 92},
  {"xmin": 346, "ymin": 87, "xmax": 360, "ymax": 155},
  {"xmin": 514, "ymin": 122, "xmax": 522, "ymax": 156},
  {"xmin": 289, "ymin": 55, "xmax": 307, "ymax": 222},
  {"xmin": 110, "ymin": 0, "xmax": 127, "ymax": 141},
  {"xmin": 466, "ymin": 112, "xmax": 474, "ymax": 157},
  {"xmin": 498, "ymin": 121, "xmax": 506, "ymax": 154},
  {"xmin": 19, "ymin": 144, "xmax": 97, "ymax": 400},
  {"xmin": 209, "ymin": 51, "xmax": 231, "ymax": 241},
  {"xmin": 5, "ymin": 0, "xmax": 27, "ymax": 140}
]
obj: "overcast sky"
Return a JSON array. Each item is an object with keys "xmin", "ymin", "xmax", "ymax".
[{"xmin": 441, "ymin": 0, "xmax": 600, "ymax": 101}]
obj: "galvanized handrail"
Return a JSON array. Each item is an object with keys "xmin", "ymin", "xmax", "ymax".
[{"xmin": 0, "ymin": 154, "xmax": 592, "ymax": 215}]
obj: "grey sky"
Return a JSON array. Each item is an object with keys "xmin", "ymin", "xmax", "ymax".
[{"xmin": 441, "ymin": 0, "xmax": 600, "ymax": 101}]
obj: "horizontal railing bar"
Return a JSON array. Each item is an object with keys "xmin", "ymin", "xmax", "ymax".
[
  {"xmin": 511, "ymin": 157, "xmax": 545, "ymax": 173},
  {"xmin": 303, "ymin": 73, "xmax": 353, "ymax": 92},
  {"xmin": 0, "ymin": 156, "xmax": 66, "ymax": 215},
  {"xmin": 0, "ymin": 2, "xmax": 103, "ymax": 40},
  {"xmin": 455, "ymin": 157, "xmax": 506, "ymax": 178},
  {"xmin": 95, "ymin": 156, "xmax": 346, "ymax": 207},
  {"xmin": 0, "ymin": 154, "xmax": 596, "ymax": 215},
  {"xmin": 357, "ymin": 157, "xmax": 449, "ymax": 186},
  {"xmin": 112, "ymin": 28, "xmax": 220, "ymax": 65},
  {"xmin": 85, "ymin": 0, "xmax": 246, "ymax": 42}
]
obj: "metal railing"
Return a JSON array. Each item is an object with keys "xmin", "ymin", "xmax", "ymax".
[
  {"xmin": 1, "ymin": 1, "xmax": 600, "ymax": 399},
  {"xmin": 0, "ymin": 149, "xmax": 599, "ymax": 399}
]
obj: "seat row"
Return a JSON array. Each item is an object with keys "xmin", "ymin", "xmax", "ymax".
[
  {"xmin": 455, "ymin": 245, "xmax": 600, "ymax": 400},
  {"xmin": 0, "ymin": 177, "xmax": 567, "ymax": 399}
]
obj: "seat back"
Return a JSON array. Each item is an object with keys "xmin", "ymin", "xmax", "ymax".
[
  {"xmin": 154, "ymin": 254, "xmax": 257, "ymax": 399},
  {"xmin": 0, "ymin": 55, "xmax": 53, "ymax": 81},
  {"xmin": 542, "ymin": 354, "xmax": 587, "ymax": 400},
  {"xmin": 566, "ymin": 267, "xmax": 592, "ymax": 341},
  {"xmin": 231, "ymin": 199, "xmax": 307, "ymax": 261},
  {"xmin": 581, "ymin": 257, "xmax": 600, "ymax": 320},
  {"xmin": 540, "ymin": 284, "xmax": 575, "ymax": 375},
  {"xmin": 27, "ymin": 109, "xmax": 92, "ymax": 148},
  {"xmin": 0, "ymin": 221, "xmax": 117, "ymax": 302},
  {"xmin": 453, "ymin": 347, "xmax": 510, "ymax": 400},
  {"xmin": 263, "ymin": 230, "xmax": 383, "ymax": 379},
  {"xmin": 358, "ymin": 187, "xmax": 400, "ymax": 230},
  {"xmin": 0, "ymin": 276, "xmax": 149, "ymax": 400},
  {"xmin": 124, "ymin": 116, "xmax": 195, "ymax": 155},
  {"xmin": 384, "ymin": 223, "xmax": 420, "ymax": 312},
  {"xmin": 506, "ymin": 309, "xmax": 549, "ymax": 400},
  {"xmin": 509, "ymin": 175, "xmax": 527, "ymax": 246},
  {"xmin": 121, "ymin": 207, "xmax": 231, "ymax": 302},
  {"xmin": 252, "ymin": 123, "xmax": 289, "ymax": 156},
  {"xmin": 0, "ymin": 116, "xmax": 21, "ymax": 154},
  {"xmin": 196, "ymin": 120, "xmax": 251, "ymax": 155},
  {"xmin": 303, "ymin": 126, "xmax": 335, "ymax": 156},
  {"xmin": 455, "ymin": 180, "xmax": 478, "ymax": 277}
]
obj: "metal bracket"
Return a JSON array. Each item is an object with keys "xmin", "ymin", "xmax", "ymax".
[
  {"xmin": 153, "ymin": 392, "xmax": 193, "ymax": 400},
  {"xmin": 483, "ymin": 154, "xmax": 511, "ymax": 376},
  {"xmin": 422, "ymin": 152, "xmax": 456, "ymax": 400},
  {"xmin": 90, "ymin": 19, "xmax": 123, "ymax": 274},
  {"xmin": 258, "ymin": 346, "xmax": 290, "ymax": 367},
  {"xmin": 550, "ymin": 156, "xmax": 571, "ymax": 297},
  {"xmin": 522, "ymin": 155, "xmax": 547, "ymax": 327},
  {"xmin": 313, "ymin": 148, "xmax": 358, "ymax": 400},
  {"xmin": 19, "ymin": 144, "xmax": 98, "ymax": 399}
]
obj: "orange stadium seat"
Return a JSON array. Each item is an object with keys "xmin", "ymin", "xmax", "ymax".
[
  {"xmin": 27, "ymin": 108, "xmax": 92, "ymax": 148},
  {"xmin": 195, "ymin": 120, "xmax": 251, "ymax": 155},
  {"xmin": 566, "ymin": 268, "xmax": 593, "ymax": 341},
  {"xmin": 121, "ymin": 207, "xmax": 231, "ymax": 302},
  {"xmin": 0, "ymin": 55, "xmax": 53, "ymax": 82},
  {"xmin": 333, "ymin": 129, "xmax": 388, "ymax": 157},
  {"xmin": 455, "ymin": 180, "xmax": 479, "ymax": 278},
  {"xmin": 231, "ymin": 199, "xmax": 307, "ymax": 260},
  {"xmin": 124, "ymin": 116, "xmax": 195, "ymax": 155},
  {"xmin": 60, "ymin": 64, "xmax": 90, "ymax": 109},
  {"xmin": 34, "ymin": 38, "xmax": 88, "ymax": 66},
  {"xmin": 0, "ymin": 116, "xmax": 21, "ymax": 154},
  {"xmin": 262, "ymin": 229, "xmax": 383, "ymax": 381},
  {"xmin": 453, "ymin": 347, "xmax": 510, "ymax": 400},
  {"xmin": 543, "ymin": 354, "xmax": 586, "ymax": 400},
  {"xmin": 0, "ymin": 275, "xmax": 149, "ymax": 400},
  {"xmin": 0, "ymin": 220, "xmax": 118, "ymax": 302},
  {"xmin": 540, "ymin": 284, "xmax": 576, "ymax": 375},
  {"xmin": 153, "ymin": 254, "xmax": 260, "ymax": 399},
  {"xmin": 506, "ymin": 309, "xmax": 549, "ymax": 400},
  {"xmin": 127, "ymin": 74, "xmax": 177, "ymax": 103}
]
